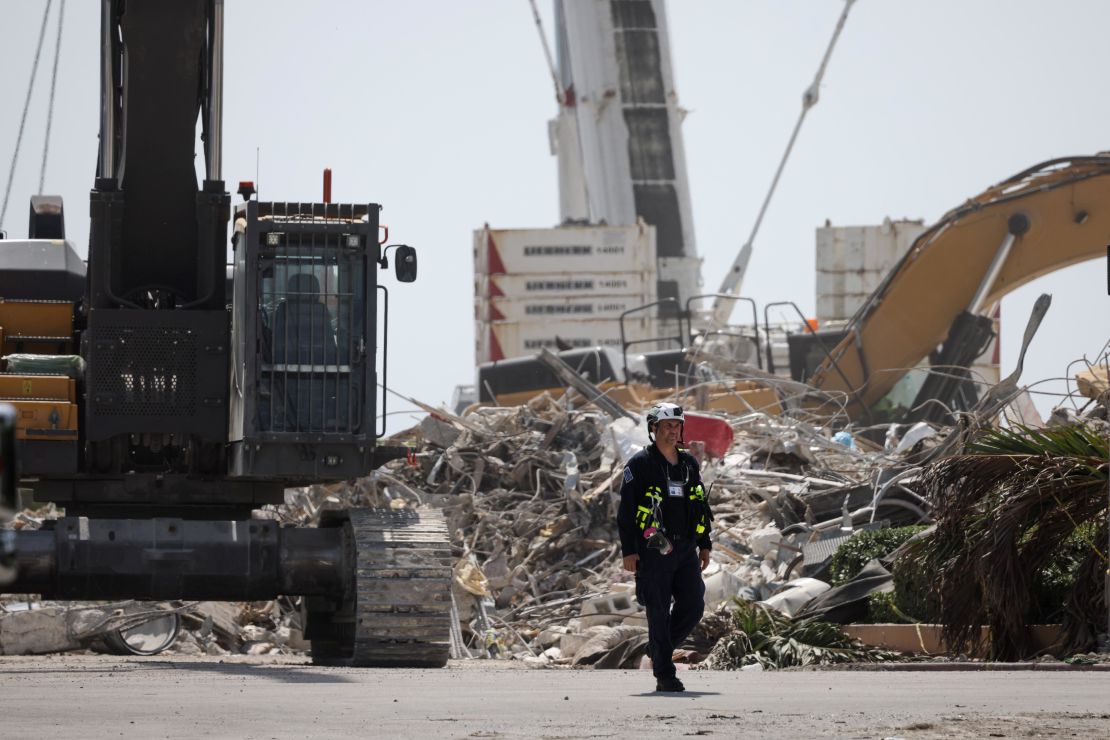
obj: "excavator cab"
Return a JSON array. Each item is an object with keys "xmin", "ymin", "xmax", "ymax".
[{"xmin": 229, "ymin": 200, "xmax": 380, "ymax": 481}]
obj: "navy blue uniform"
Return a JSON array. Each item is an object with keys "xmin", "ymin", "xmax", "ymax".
[{"xmin": 617, "ymin": 444, "xmax": 712, "ymax": 681}]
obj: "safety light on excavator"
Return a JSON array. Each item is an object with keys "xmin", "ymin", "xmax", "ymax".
[
  {"xmin": 345, "ymin": 235, "xmax": 360, "ymax": 248},
  {"xmin": 265, "ymin": 232, "xmax": 283, "ymax": 246}
]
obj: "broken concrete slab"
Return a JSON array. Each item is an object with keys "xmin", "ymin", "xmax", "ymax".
[{"xmin": 0, "ymin": 601, "xmax": 183, "ymax": 656}]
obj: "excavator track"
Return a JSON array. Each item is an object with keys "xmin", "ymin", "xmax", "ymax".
[{"xmin": 310, "ymin": 507, "xmax": 453, "ymax": 667}]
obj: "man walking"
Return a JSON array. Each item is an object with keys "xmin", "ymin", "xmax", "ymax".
[{"xmin": 617, "ymin": 403, "xmax": 712, "ymax": 692}]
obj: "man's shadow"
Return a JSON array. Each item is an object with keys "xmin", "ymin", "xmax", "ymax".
[{"xmin": 630, "ymin": 691, "xmax": 721, "ymax": 698}]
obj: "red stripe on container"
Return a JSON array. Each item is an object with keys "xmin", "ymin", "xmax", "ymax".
[{"xmin": 487, "ymin": 232, "xmax": 507, "ymax": 275}]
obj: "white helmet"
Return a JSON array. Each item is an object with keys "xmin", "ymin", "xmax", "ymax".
[{"xmin": 646, "ymin": 402, "xmax": 684, "ymax": 434}]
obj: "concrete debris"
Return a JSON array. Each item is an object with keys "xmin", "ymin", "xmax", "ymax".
[
  {"xmin": 1075, "ymin": 364, "xmax": 1108, "ymax": 402},
  {"xmin": 6, "ymin": 348, "xmax": 1104, "ymax": 666},
  {"xmin": 381, "ymin": 347, "xmax": 1105, "ymax": 666},
  {"xmin": 2, "ymin": 505, "xmax": 307, "ymax": 657},
  {"xmin": 322, "ymin": 384, "xmax": 947, "ymax": 668},
  {"xmin": 0, "ymin": 599, "xmax": 182, "ymax": 656},
  {"xmin": 0, "ymin": 592, "xmax": 306, "ymax": 658},
  {"xmin": 760, "ymin": 578, "xmax": 832, "ymax": 618},
  {"xmin": 571, "ymin": 625, "xmax": 648, "ymax": 668}
]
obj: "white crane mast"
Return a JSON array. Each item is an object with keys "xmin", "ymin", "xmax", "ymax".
[{"xmin": 549, "ymin": 0, "xmax": 701, "ymax": 313}]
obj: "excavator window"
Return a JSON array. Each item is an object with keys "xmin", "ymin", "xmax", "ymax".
[{"xmin": 256, "ymin": 250, "xmax": 362, "ymax": 434}]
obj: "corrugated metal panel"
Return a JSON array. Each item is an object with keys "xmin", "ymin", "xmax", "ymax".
[
  {"xmin": 474, "ymin": 224, "xmax": 655, "ymax": 275},
  {"xmin": 816, "ymin": 268, "xmax": 876, "ymax": 297},
  {"xmin": 476, "ymin": 294, "xmax": 652, "ymax": 323},
  {"xmin": 477, "ymin": 271, "xmax": 654, "ymax": 299},
  {"xmin": 816, "ymin": 220, "xmax": 925, "ymax": 271},
  {"xmin": 815, "ymin": 219, "xmax": 927, "ymax": 322}
]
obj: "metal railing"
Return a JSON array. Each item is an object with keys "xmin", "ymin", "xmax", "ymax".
[
  {"xmin": 686, "ymin": 293, "xmax": 763, "ymax": 369},
  {"xmin": 619, "ymin": 297, "xmax": 683, "ymax": 379},
  {"xmin": 762, "ymin": 300, "xmax": 864, "ymax": 414}
]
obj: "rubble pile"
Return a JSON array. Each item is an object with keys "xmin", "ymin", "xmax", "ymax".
[
  {"xmin": 345, "ymin": 389, "xmax": 944, "ymax": 666},
  {"xmin": 362, "ymin": 397, "xmax": 629, "ymax": 659},
  {"xmin": 4, "ymin": 348, "xmax": 1103, "ymax": 665},
  {"xmin": 170, "ymin": 599, "xmax": 307, "ymax": 657},
  {"xmin": 0, "ymin": 592, "xmax": 306, "ymax": 658}
]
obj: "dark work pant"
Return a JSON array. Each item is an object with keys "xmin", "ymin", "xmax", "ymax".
[{"xmin": 635, "ymin": 540, "xmax": 705, "ymax": 680}]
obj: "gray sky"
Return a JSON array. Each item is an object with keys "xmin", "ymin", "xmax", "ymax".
[{"xmin": 3, "ymin": 0, "xmax": 1108, "ymax": 430}]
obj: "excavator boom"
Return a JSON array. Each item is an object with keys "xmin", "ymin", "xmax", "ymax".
[{"xmin": 809, "ymin": 156, "xmax": 1110, "ymax": 419}]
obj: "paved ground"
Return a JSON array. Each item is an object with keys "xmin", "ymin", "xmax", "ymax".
[{"xmin": 0, "ymin": 655, "xmax": 1107, "ymax": 739}]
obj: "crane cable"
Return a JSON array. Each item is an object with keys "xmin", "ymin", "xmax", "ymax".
[
  {"xmin": 0, "ymin": 0, "xmax": 58, "ymax": 232},
  {"xmin": 709, "ymin": 0, "xmax": 857, "ymax": 327},
  {"xmin": 39, "ymin": 0, "xmax": 66, "ymax": 196},
  {"xmin": 527, "ymin": 0, "xmax": 565, "ymax": 106}
]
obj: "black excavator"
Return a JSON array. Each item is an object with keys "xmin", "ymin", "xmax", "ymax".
[{"xmin": 0, "ymin": 0, "xmax": 451, "ymax": 666}]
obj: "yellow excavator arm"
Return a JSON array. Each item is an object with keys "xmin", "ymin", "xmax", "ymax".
[{"xmin": 809, "ymin": 155, "xmax": 1110, "ymax": 419}]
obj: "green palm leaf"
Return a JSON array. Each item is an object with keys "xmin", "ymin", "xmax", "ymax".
[
  {"xmin": 914, "ymin": 421, "xmax": 1108, "ymax": 660},
  {"xmin": 706, "ymin": 600, "xmax": 900, "ymax": 669}
]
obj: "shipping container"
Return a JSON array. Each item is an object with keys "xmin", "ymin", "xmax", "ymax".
[
  {"xmin": 475, "ymin": 317, "xmax": 668, "ymax": 365},
  {"xmin": 475, "ymin": 294, "xmax": 653, "ymax": 323},
  {"xmin": 816, "ymin": 219, "xmax": 998, "ymax": 392},
  {"xmin": 475, "ymin": 271, "xmax": 655, "ymax": 300},
  {"xmin": 815, "ymin": 219, "xmax": 927, "ymax": 322},
  {"xmin": 474, "ymin": 224, "xmax": 656, "ymax": 276}
]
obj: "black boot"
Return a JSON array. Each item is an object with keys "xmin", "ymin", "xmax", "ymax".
[{"xmin": 655, "ymin": 676, "xmax": 685, "ymax": 692}]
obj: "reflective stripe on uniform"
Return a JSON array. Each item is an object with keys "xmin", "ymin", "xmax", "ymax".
[
  {"xmin": 637, "ymin": 479, "xmax": 708, "ymax": 536},
  {"xmin": 637, "ymin": 486, "xmax": 664, "ymax": 531},
  {"xmin": 687, "ymin": 483, "xmax": 709, "ymax": 535}
]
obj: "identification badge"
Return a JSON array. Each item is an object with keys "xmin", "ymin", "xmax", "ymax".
[{"xmin": 668, "ymin": 482, "xmax": 684, "ymax": 498}]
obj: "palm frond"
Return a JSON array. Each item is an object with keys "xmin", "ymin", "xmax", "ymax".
[
  {"xmin": 916, "ymin": 421, "xmax": 1108, "ymax": 660},
  {"xmin": 706, "ymin": 600, "xmax": 900, "ymax": 669},
  {"xmin": 969, "ymin": 423, "xmax": 1108, "ymax": 461}
]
